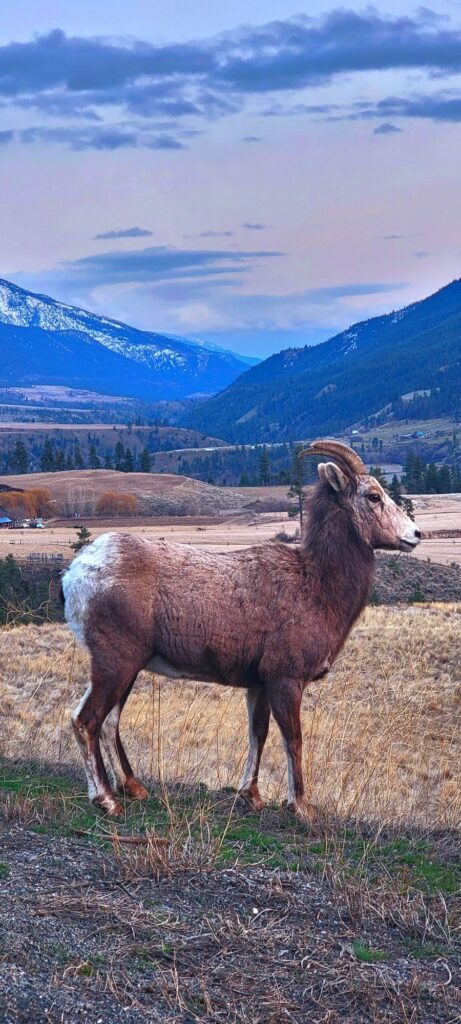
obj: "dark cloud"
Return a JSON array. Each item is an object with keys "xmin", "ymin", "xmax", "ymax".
[
  {"xmin": 375, "ymin": 91, "xmax": 461, "ymax": 123},
  {"xmin": 304, "ymin": 282, "xmax": 407, "ymax": 304},
  {"xmin": 242, "ymin": 222, "xmax": 266, "ymax": 230},
  {"xmin": 48, "ymin": 244, "xmax": 281, "ymax": 289},
  {"xmin": 217, "ymin": 10, "xmax": 461, "ymax": 92},
  {"xmin": 184, "ymin": 230, "xmax": 234, "ymax": 239},
  {"xmin": 94, "ymin": 227, "xmax": 153, "ymax": 239},
  {"xmin": 243, "ymin": 135, "xmax": 260, "ymax": 142},
  {"xmin": 373, "ymin": 122, "xmax": 403, "ymax": 134},
  {"xmin": 330, "ymin": 90, "xmax": 461, "ymax": 127},
  {"xmin": 16, "ymin": 124, "xmax": 186, "ymax": 150},
  {"xmin": 1, "ymin": 11, "xmax": 461, "ymax": 147},
  {"xmin": 0, "ymin": 129, "xmax": 13, "ymax": 145}
]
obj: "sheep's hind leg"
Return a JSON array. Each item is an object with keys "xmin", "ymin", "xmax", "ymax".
[
  {"xmin": 101, "ymin": 691, "xmax": 149, "ymax": 801},
  {"xmin": 238, "ymin": 688, "xmax": 270, "ymax": 811},
  {"xmin": 72, "ymin": 683, "xmax": 123, "ymax": 815}
]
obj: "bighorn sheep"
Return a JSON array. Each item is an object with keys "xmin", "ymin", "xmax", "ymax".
[{"xmin": 62, "ymin": 441, "xmax": 421, "ymax": 818}]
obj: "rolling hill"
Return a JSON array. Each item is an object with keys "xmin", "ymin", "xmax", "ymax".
[
  {"xmin": 0, "ymin": 279, "xmax": 251, "ymax": 401},
  {"xmin": 182, "ymin": 278, "xmax": 461, "ymax": 442}
]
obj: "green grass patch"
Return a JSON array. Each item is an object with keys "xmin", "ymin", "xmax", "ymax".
[
  {"xmin": 1, "ymin": 760, "xmax": 460, "ymax": 895},
  {"xmin": 353, "ymin": 942, "xmax": 388, "ymax": 964}
]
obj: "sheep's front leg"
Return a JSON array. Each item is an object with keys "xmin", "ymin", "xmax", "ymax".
[
  {"xmin": 239, "ymin": 687, "xmax": 270, "ymax": 811},
  {"xmin": 268, "ymin": 679, "xmax": 318, "ymax": 822}
]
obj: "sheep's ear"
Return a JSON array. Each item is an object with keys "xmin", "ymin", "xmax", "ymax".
[{"xmin": 318, "ymin": 461, "xmax": 348, "ymax": 492}]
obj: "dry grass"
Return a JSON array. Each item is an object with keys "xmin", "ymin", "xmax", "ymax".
[{"xmin": 1, "ymin": 603, "xmax": 460, "ymax": 828}]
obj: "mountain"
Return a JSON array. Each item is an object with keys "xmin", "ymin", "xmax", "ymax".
[
  {"xmin": 182, "ymin": 279, "xmax": 461, "ymax": 442},
  {"xmin": 164, "ymin": 333, "xmax": 260, "ymax": 367},
  {"xmin": 0, "ymin": 280, "xmax": 250, "ymax": 401}
]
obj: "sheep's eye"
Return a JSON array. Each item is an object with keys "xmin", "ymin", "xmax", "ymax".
[{"xmin": 367, "ymin": 493, "xmax": 381, "ymax": 504}]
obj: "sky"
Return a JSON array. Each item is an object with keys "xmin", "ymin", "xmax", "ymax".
[{"xmin": 1, "ymin": 2, "xmax": 461, "ymax": 358}]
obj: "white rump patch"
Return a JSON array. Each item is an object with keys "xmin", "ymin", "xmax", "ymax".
[{"xmin": 62, "ymin": 533, "xmax": 120, "ymax": 647}]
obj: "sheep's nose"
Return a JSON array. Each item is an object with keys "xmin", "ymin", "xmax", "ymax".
[{"xmin": 414, "ymin": 529, "xmax": 422, "ymax": 540}]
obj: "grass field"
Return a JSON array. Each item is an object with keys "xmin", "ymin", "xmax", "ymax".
[{"xmin": 2, "ymin": 603, "xmax": 460, "ymax": 829}]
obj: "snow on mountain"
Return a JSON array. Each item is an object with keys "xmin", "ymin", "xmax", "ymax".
[{"xmin": 0, "ymin": 279, "xmax": 251, "ymax": 400}]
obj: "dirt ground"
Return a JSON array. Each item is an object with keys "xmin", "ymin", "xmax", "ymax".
[{"xmin": 1, "ymin": 818, "xmax": 460, "ymax": 1024}]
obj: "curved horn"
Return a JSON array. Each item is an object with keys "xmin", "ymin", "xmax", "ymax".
[{"xmin": 298, "ymin": 440, "xmax": 366, "ymax": 476}]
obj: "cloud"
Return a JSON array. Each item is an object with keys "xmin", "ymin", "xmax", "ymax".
[
  {"xmin": 376, "ymin": 91, "xmax": 461, "ymax": 123},
  {"xmin": 243, "ymin": 135, "xmax": 260, "ymax": 142},
  {"xmin": 330, "ymin": 90, "xmax": 461, "ymax": 128},
  {"xmin": 19, "ymin": 244, "xmax": 281, "ymax": 298},
  {"xmin": 242, "ymin": 222, "xmax": 266, "ymax": 230},
  {"xmin": 0, "ymin": 130, "xmax": 13, "ymax": 145},
  {"xmin": 412, "ymin": 250, "xmax": 429, "ymax": 259},
  {"xmin": 15, "ymin": 124, "xmax": 186, "ymax": 150},
  {"xmin": 184, "ymin": 230, "xmax": 234, "ymax": 239},
  {"xmin": 217, "ymin": 10, "xmax": 461, "ymax": 92},
  {"xmin": 373, "ymin": 122, "xmax": 403, "ymax": 134},
  {"xmin": 94, "ymin": 227, "xmax": 153, "ymax": 239},
  {"xmin": 1, "ymin": 11, "xmax": 461, "ymax": 147},
  {"xmin": 302, "ymin": 282, "xmax": 407, "ymax": 304}
]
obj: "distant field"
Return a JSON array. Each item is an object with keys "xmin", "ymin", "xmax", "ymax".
[
  {"xmin": 0, "ymin": 469, "xmax": 291, "ymax": 524},
  {"xmin": 348, "ymin": 416, "xmax": 455, "ymax": 447},
  {"xmin": 0, "ymin": 489, "xmax": 460, "ymax": 566}
]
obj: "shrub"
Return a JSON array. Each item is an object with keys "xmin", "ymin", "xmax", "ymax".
[{"xmin": 95, "ymin": 492, "xmax": 139, "ymax": 517}]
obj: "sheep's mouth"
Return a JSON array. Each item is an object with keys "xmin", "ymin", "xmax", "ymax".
[{"xmin": 399, "ymin": 538, "xmax": 419, "ymax": 552}]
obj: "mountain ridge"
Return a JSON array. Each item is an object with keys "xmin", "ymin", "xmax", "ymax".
[
  {"xmin": 0, "ymin": 279, "xmax": 252, "ymax": 401},
  {"xmin": 182, "ymin": 278, "xmax": 461, "ymax": 441}
]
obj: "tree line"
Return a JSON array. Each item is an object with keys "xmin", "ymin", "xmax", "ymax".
[
  {"xmin": 1, "ymin": 438, "xmax": 152, "ymax": 475},
  {"xmin": 402, "ymin": 452, "xmax": 461, "ymax": 493}
]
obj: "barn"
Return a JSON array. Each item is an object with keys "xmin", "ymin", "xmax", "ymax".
[{"xmin": 0, "ymin": 506, "xmax": 12, "ymax": 529}]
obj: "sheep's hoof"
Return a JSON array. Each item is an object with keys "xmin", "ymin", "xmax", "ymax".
[
  {"xmin": 238, "ymin": 788, "xmax": 266, "ymax": 812},
  {"xmin": 287, "ymin": 798, "xmax": 320, "ymax": 823},
  {"xmin": 93, "ymin": 795, "xmax": 124, "ymax": 816},
  {"xmin": 119, "ymin": 778, "xmax": 150, "ymax": 801}
]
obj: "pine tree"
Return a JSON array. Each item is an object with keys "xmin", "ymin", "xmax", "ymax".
[
  {"xmin": 425, "ymin": 463, "xmax": 438, "ymax": 493},
  {"xmin": 123, "ymin": 447, "xmax": 134, "ymax": 473},
  {"xmin": 139, "ymin": 448, "xmax": 151, "ymax": 473},
  {"xmin": 437, "ymin": 464, "xmax": 451, "ymax": 493},
  {"xmin": 114, "ymin": 441, "xmax": 125, "ymax": 470},
  {"xmin": 89, "ymin": 444, "xmax": 101, "ymax": 469},
  {"xmin": 287, "ymin": 443, "xmax": 306, "ymax": 527},
  {"xmin": 258, "ymin": 448, "xmax": 271, "ymax": 486},
  {"xmin": 74, "ymin": 443, "xmax": 84, "ymax": 469},
  {"xmin": 11, "ymin": 440, "xmax": 29, "ymax": 474},
  {"xmin": 104, "ymin": 452, "xmax": 114, "ymax": 470},
  {"xmin": 70, "ymin": 525, "xmax": 92, "ymax": 553},
  {"xmin": 40, "ymin": 439, "xmax": 55, "ymax": 472},
  {"xmin": 55, "ymin": 449, "xmax": 65, "ymax": 471},
  {"xmin": 389, "ymin": 474, "xmax": 402, "ymax": 505}
]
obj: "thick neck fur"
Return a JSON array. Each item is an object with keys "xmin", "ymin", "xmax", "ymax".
[{"xmin": 301, "ymin": 480, "xmax": 375, "ymax": 630}]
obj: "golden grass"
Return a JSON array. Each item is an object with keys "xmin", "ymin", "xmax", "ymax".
[{"xmin": 1, "ymin": 604, "xmax": 460, "ymax": 829}]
